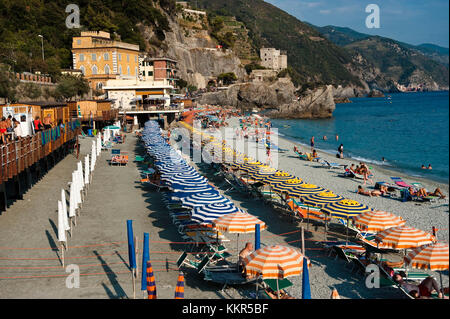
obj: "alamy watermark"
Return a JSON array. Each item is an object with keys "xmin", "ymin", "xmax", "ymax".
[
  {"xmin": 65, "ymin": 264, "xmax": 80, "ymax": 288},
  {"xmin": 365, "ymin": 4, "xmax": 380, "ymax": 29},
  {"xmin": 65, "ymin": 4, "xmax": 80, "ymax": 29}
]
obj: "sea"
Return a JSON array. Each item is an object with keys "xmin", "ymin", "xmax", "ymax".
[{"xmin": 269, "ymin": 91, "xmax": 449, "ymax": 184}]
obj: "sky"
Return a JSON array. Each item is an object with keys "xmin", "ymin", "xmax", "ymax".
[{"xmin": 265, "ymin": 0, "xmax": 449, "ymax": 48}]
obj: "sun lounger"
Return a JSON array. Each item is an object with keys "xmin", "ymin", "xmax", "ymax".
[
  {"xmin": 319, "ymin": 159, "xmax": 341, "ymax": 169},
  {"xmin": 203, "ymin": 268, "xmax": 257, "ymax": 290},
  {"xmin": 259, "ymin": 278, "xmax": 294, "ymax": 299},
  {"xmin": 378, "ymin": 264, "xmax": 414, "ymax": 299},
  {"xmin": 295, "ymin": 151, "xmax": 309, "ymax": 161}
]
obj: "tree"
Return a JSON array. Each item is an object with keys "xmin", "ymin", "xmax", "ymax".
[
  {"xmin": 177, "ymin": 78, "xmax": 188, "ymax": 89},
  {"xmin": 218, "ymin": 72, "xmax": 237, "ymax": 85},
  {"xmin": 0, "ymin": 66, "xmax": 19, "ymax": 103},
  {"xmin": 54, "ymin": 75, "xmax": 89, "ymax": 101},
  {"xmin": 22, "ymin": 82, "xmax": 42, "ymax": 100},
  {"xmin": 245, "ymin": 62, "xmax": 266, "ymax": 75},
  {"xmin": 187, "ymin": 85, "xmax": 197, "ymax": 92}
]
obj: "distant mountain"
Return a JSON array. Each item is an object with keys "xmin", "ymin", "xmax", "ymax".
[{"xmin": 314, "ymin": 25, "xmax": 449, "ymax": 67}]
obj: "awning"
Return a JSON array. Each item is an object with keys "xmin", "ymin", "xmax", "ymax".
[
  {"xmin": 136, "ymin": 91, "xmax": 164, "ymax": 95},
  {"xmin": 145, "ymin": 95, "xmax": 170, "ymax": 100}
]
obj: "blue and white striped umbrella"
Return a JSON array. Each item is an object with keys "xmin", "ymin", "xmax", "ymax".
[
  {"xmin": 171, "ymin": 184, "xmax": 216, "ymax": 194},
  {"xmin": 180, "ymin": 192, "xmax": 232, "ymax": 209},
  {"xmin": 170, "ymin": 189, "xmax": 220, "ymax": 201},
  {"xmin": 191, "ymin": 203, "xmax": 244, "ymax": 224},
  {"xmin": 165, "ymin": 173, "xmax": 207, "ymax": 185}
]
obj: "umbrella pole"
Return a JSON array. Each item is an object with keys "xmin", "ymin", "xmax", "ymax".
[
  {"xmin": 131, "ymin": 269, "xmax": 136, "ymax": 299},
  {"xmin": 439, "ymin": 271, "xmax": 443, "ymax": 297},
  {"xmin": 307, "ymin": 206, "xmax": 310, "ymax": 232},
  {"xmin": 60, "ymin": 243, "xmax": 64, "ymax": 268},
  {"xmin": 346, "ymin": 217, "xmax": 349, "ymax": 246},
  {"xmin": 236, "ymin": 233, "xmax": 239, "ymax": 263},
  {"xmin": 301, "ymin": 226, "xmax": 305, "ymax": 255},
  {"xmin": 135, "ymin": 236, "xmax": 139, "ymax": 278},
  {"xmin": 276, "ymin": 277, "xmax": 280, "ymax": 299}
]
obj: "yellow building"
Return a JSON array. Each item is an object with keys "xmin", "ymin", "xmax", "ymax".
[{"xmin": 72, "ymin": 31, "xmax": 140, "ymax": 91}]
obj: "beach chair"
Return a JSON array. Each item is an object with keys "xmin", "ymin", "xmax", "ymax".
[
  {"xmin": 203, "ymin": 267, "xmax": 255, "ymax": 290},
  {"xmin": 295, "ymin": 151, "xmax": 309, "ymax": 161},
  {"xmin": 110, "ymin": 149, "xmax": 128, "ymax": 166},
  {"xmin": 378, "ymin": 264, "xmax": 415, "ymax": 299},
  {"xmin": 259, "ymin": 278, "xmax": 294, "ymax": 299},
  {"xmin": 319, "ymin": 159, "xmax": 342, "ymax": 169}
]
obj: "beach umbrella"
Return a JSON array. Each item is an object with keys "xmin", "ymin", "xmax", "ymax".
[
  {"xmin": 170, "ymin": 183, "xmax": 214, "ymax": 193},
  {"xmin": 72, "ymin": 172, "xmax": 80, "ymax": 207},
  {"xmin": 352, "ymin": 210, "xmax": 406, "ymax": 233},
  {"xmin": 146, "ymin": 260, "xmax": 157, "ymax": 299},
  {"xmin": 68, "ymin": 181, "xmax": 76, "ymax": 223},
  {"xmin": 262, "ymin": 171, "xmax": 296, "ymax": 184},
  {"xmin": 141, "ymin": 233, "xmax": 150, "ymax": 294},
  {"xmin": 181, "ymin": 192, "xmax": 232, "ymax": 209},
  {"xmin": 85, "ymin": 155, "xmax": 90, "ymax": 185},
  {"xmin": 174, "ymin": 272, "xmax": 185, "ymax": 299},
  {"xmin": 301, "ymin": 255, "xmax": 311, "ymax": 299},
  {"xmin": 321, "ymin": 199, "xmax": 372, "ymax": 244},
  {"xmin": 61, "ymin": 189, "xmax": 69, "ymax": 230},
  {"xmin": 302, "ymin": 191, "xmax": 344, "ymax": 208},
  {"xmin": 57, "ymin": 201, "xmax": 67, "ymax": 243},
  {"xmin": 287, "ymin": 184, "xmax": 326, "ymax": 197},
  {"xmin": 243, "ymin": 245, "xmax": 309, "ymax": 299},
  {"xmin": 404, "ymin": 242, "xmax": 449, "ymax": 271},
  {"xmin": 213, "ymin": 212, "xmax": 267, "ymax": 257},
  {"xmin": 375, "ymin": 226, "xmax": 436, "ymax": 250},
  {"xmin": 271, "ymin": 178, "xmax": 305, "ymax": 193},
  {"xmin": 191, "ymin": 203, "xmax": 244, "ymax": 224}
]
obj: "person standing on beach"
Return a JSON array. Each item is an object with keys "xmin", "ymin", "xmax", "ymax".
[
  {"xmin": 338, "ymin": 144, "xmax": 344, "ymax": 159},
  {"xmin": 310, "ymin": 136, "xmax": 315, "ymax": 152}
]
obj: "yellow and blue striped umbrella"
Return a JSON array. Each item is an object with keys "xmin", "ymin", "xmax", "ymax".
[
  {"xmin": 247, "ymin": 167, "xmax": 277, "ymax": 182},
  {"xmin": 272, "ymin": 178, "xmax": 305, "ymax": 193},
  {"xmin": 237, "ymin": 162, "xmax": 264, "ymax": 172},
  {"xmin": 262, "ymin": 171, "xmax": 296, "ymax": 184},
  {"xmin": 321, "ymin": 199, "xmax": 372, "ymax": 219},
  {"xmin": 286, "ymin": 184, "xmax": 326, "ymax": 198},
  {"xmin": 302, "ymin": 191, "xmax": 344, "ymax": 208}
]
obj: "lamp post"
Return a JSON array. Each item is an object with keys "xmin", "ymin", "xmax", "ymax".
[{"xmin": 38, "ymin": 35, "xmax": 44, "ymax": 61}]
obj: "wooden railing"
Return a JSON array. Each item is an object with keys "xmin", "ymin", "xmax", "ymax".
[
  {"xmin": 0, "ymin": 121, "xmax": 80, "ymax": 184},
  {"xmin": 69, "ymin": 109, "xmax": 119, "ymax": 122}
]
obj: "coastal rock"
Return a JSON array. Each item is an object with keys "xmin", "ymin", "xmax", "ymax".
[
  {"xmin": 267, "ymin": 85, "xmax": 336, "ymax": 119},
  {"xmin": 198, "ymin": 78, "xmax": 294, "ymax": 109},
  {"xmin": 367, "ymin": 89, "xmax": 385, "ymax": 97},
  {"xmin": 334, "ymin": 97, "xmax": 352, "ymax": 103}
]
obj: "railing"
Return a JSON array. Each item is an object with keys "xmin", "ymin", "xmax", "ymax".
[
  {"xmin": 69, "ymin": 109, "xmax": 119, "ymax": 122},
  {"xmin": 0, "ymin": 120, "xmax": 81, "ymax": 184}
]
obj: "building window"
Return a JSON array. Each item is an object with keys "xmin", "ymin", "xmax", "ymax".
[
  {"xmin": 127, "ymin": 54, "xmax": 130, "ymax": 62},
  {"xmin": 97, "ymin": 82, "xmax": 103, "ymax": 90},
  {"xmin": 77, "ymin": 39, "xmax": 81, "ymax": 45},
  {"xmin": 92, "ymin": 65, "xmax": 98, "ymax": 75},
  {"xmin": 79, "ymin": 54, "xmax": 84, "ymax": 62},
  {"xmin": 80, "ymin": 66, "xmax": 85, "ymax": 75},
  {"xmin": 148, "ymin": 71, "xmax": 153, "ymax": 76},
  {"xmin": 104, "ymin": 65, "xmax": 110, "ymax": 74},
  {"xmin": 92, "ymin": 53, "xmax": 96, "ymax": 61},
  {"xmin": 104, "ymin": 53, "xmax": 109, "ymax": 61},
  {"xmin": 127, "ymin": 66, "xmax": 130, "ymax": 75},
  {"xmin": 118, "ymin": 54, "xmax": 122, "ymax": 61},
  {"xmin": 119, "ymin": 66, "xmax": 122, "ymax": 74}
]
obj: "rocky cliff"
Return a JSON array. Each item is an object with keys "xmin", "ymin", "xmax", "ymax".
[
  {"xmin": 144, "ymin": 13, "xmax": 246, "ymax": 89},
  {"xmin": 199, "ymin": 78, "xmax": 335, "ymax": 119}
]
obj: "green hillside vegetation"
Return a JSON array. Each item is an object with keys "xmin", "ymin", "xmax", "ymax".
[
  {"xmin": 345, "ymin": 37, "xmax": 449, "ymax": 86},
  {"xmin": 192, "ymin": 0, "xmax": 363, "ymax": 88},
  {"xmin": 0, "ymin": 0, "xmax": 175, "ymax": 78}
]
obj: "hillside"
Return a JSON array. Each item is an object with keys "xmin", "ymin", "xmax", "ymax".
[
  {"xmin": 315, "ymin": 25, "xmax": 449, "ymax": 67},
  {"xmin": 345, "ymin": 37, "xmax": 449, "ymax": 91},
  {"xmin": 0, "ymin": 0, "xmax": 175, "ymax": 77},
  {"xmin": 192, "ymin": 0, "xmax": 363, "ymax": 88}
]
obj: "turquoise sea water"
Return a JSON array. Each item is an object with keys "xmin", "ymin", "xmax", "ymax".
[{"xmin": 270, "ymin": 91, "xmax": 449, "ymax": 184}]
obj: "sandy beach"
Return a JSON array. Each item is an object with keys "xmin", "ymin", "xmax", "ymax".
[{"xmin": 0, "ymin": 118, "xmax": 447, "ymax": 300}]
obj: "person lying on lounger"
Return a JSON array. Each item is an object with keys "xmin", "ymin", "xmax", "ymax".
[
  {"xmin": 408, "ymin": 187, "xmax": 446, "ymax": 199},
  {"xmin": 393, "ymin": 273, "xmax": 445, "ymax": 299},
  {"xmin": 357, "ymin": 185, "xmax": 383, "ymax": 197}
]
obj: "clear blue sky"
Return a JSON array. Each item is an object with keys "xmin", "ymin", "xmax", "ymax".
[{"xmin": 265, "ymin": 0, "xmax": 449, "ymax": 48}]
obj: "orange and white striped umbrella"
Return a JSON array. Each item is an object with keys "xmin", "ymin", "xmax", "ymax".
[
  {"xmin": 353, "ymin": 210, "xmax": 406, "ymax": 233},
  {"xmin": 375, "ymin": 226, "xmax": 436, "ymax": 249},
  {"xmin": 243, "ymin": 245, "xmax": 308, "ymax": 279},
  {"xmin": 213, "ymin": 212, "xmax": 266, "ymax": 233},
  {"xmin": 404, "ymin": 243, "xmax": 449, "ymax": 271}
]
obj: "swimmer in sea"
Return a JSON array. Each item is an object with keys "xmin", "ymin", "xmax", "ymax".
[{"xmin": 427, "ymin": 164, "xmax": 432, "ymax": 170}]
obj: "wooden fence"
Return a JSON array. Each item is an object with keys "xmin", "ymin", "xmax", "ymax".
[{"xmin": 0, "ymin": 121, "xmax": 80, "ymax": 184}]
